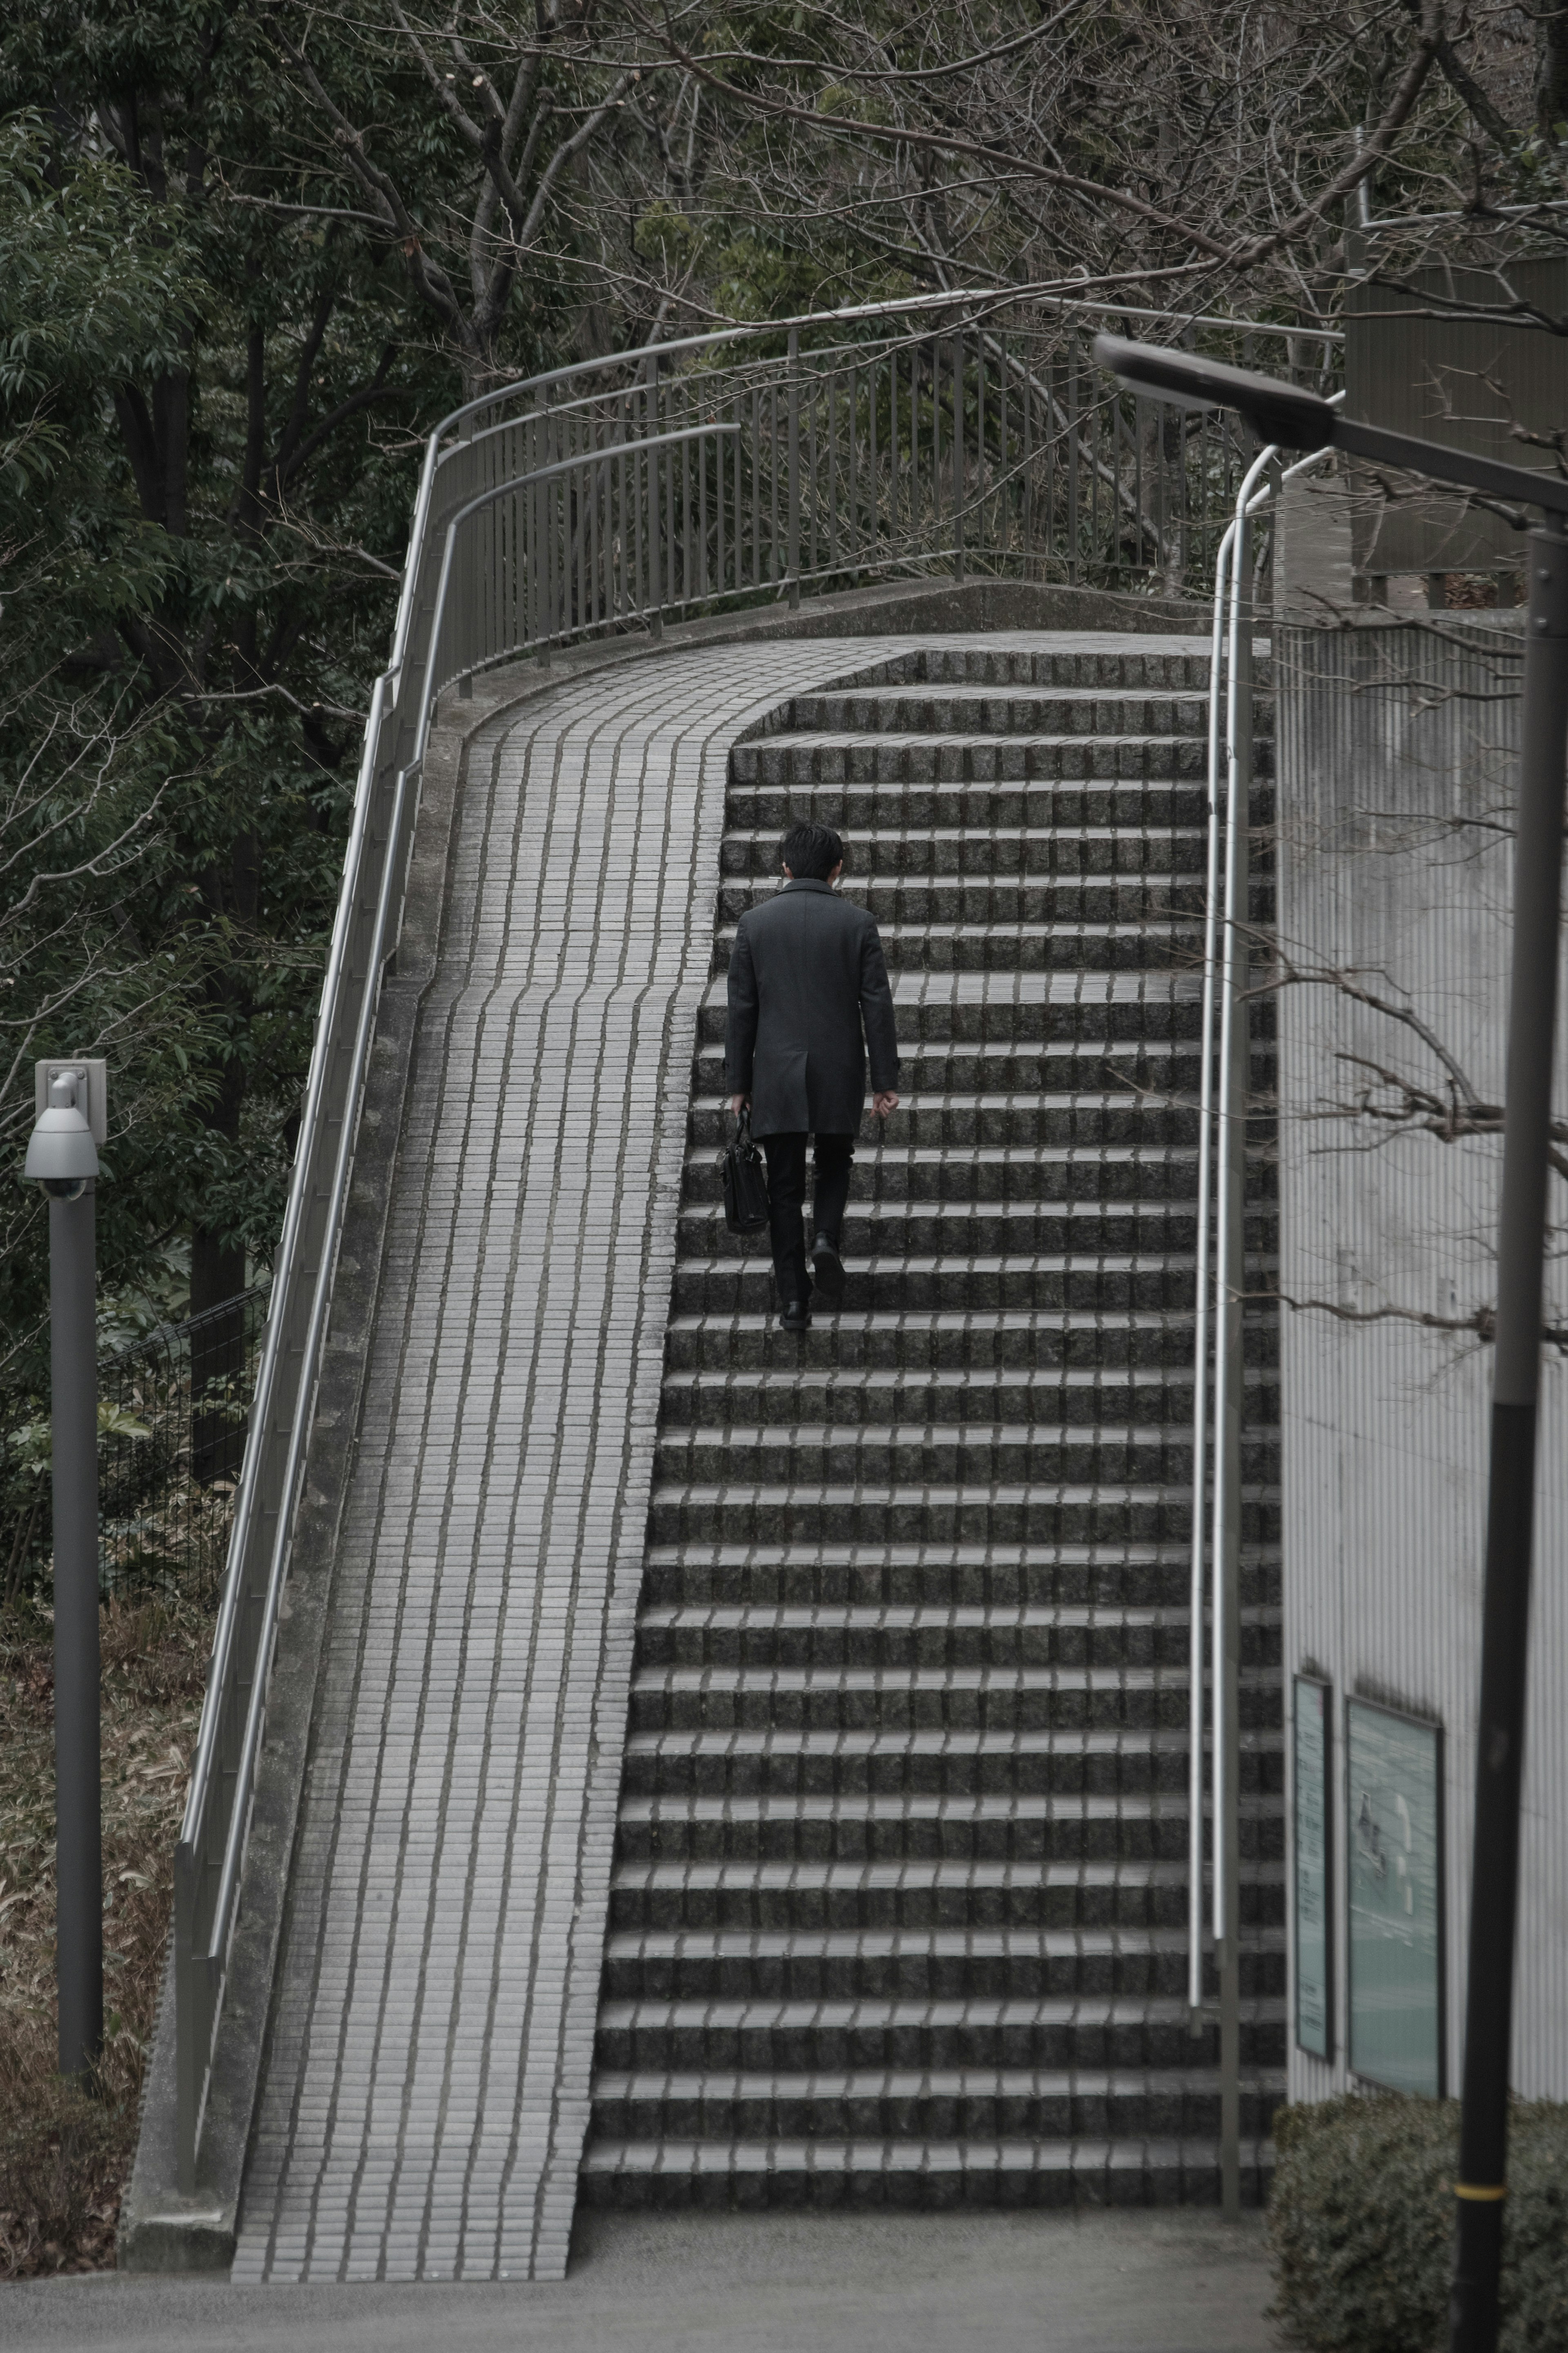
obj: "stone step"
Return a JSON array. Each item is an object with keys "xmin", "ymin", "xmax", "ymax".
[
  {"xmin": 670, "ymin": 1261, "xmax": 1218, "ymax": 1320},
  {"xmin": 661, "ymin": 1308, "xmax": 1278, "ymax": 1375},
  {"xmin": 594, "ymin": 1993, "xmax": 1285, "ymax": 2074},
  {"xmin": 613, "ymin": 1787, "xmax": 1279, "ymax": 1866},
  {"xmin": 689, "ymin": 1095, "xmax": 1212, "ymax": 1152},
  {"xmin": 651, "ymin": 1422, "xmax": 1282, "ymax": 1488},
  {"xmin": 578, "ymin": 2133, "xmax": 1274, "ymax": 2208},
  {"xmin": 693, "ymin": 1036, "xmax": 1274, "ymax": 1092},
  {"xmin": 712, "ymin": 923, "xmax": 1228, "ymax": 977},
  {"xmin": 719, "ymin": 877, "xmax": 1272, "ymax": 926},
  {"xmin": 822, "ymin": 647, "xmax": 1219, "ymax": 690},
  {"xmin": 617, "ymin": 1723, "xmax": 1283, "ymax": 1807},
  {"xmin": 726, "ymin": 779, "xmax": 1275, "ymax": 830},
  {"xmin": 679, "ymin": 1145, "xmax": 1276, "ymax": 1213},
  {"xmin": 646, "ymin": 1483, "xmax": 1281, "ymax": 1552},
  {"xmin": 630, "ymin": 1603, "xmax": 1280, "ymax": 1678},
  {"xmin": 682, "ymin": 1142, "xmax": 1211, "ymax": 1204},
  {"xmin": 597, "ymin": 1926, "xmax": 1285, "ymax": 2006},
  {"xmin": 720, "ymin": 826, "xmax": 1213, "ymax": 879},
  {"xmin": 731, "ymin": 734, "xmax": 1216, "ymax": 787},
  {"xmin": 637, "ymin": 1546, "xmax": 1280, "ymax": 1614},
  {"xmin": 773, "ymin": 690, "xmax": 1214, "ymax": 736},
  {"xmin": 677, "ymin": 1199, "xmax": 1279, "ymax": 1260},
  {"xmin": 606, "ymin": 1856, "xmax": 1283, "ymax": 1936},
  {"xmin": 657, "ymin": 1364, "xmax": 1279, "ymax": 1428},
  {"xmin": 695, "ymin": 982, "xmax": 1210, "ymax": 1047},
  {"xmin": 589, "ymin": 2065, "xmax": 1281, "ymax": 2145},
  {"xmin": 625, "ymin": 1658, "xmax": 1283, "ymax": 1737}
]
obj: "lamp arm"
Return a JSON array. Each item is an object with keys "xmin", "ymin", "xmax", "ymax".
[{"xmin": 1330, "ymin": 416, "xmax": 1568, "ymax": 517}]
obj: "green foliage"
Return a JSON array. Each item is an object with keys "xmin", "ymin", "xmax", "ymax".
[
  {"xmin": 1267, "ymin": 2095, "xmax": 1568, "ymax": 2353},
  {"xmin": 0, "ymin": 119, "xmax": 185, "ymax": 648},
  {"xmin": 0, "ymin": 13, "xmax": 458, "ymax": 1367}
]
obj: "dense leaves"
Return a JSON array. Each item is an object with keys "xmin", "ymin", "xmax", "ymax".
[
  {"xmin": 0, "ymin": 12, "xmax": 448, "ymax": 1371},
  {"xmin": 1268, "ymin": 2094, "xmax": 1568, "ymax": 2352}
]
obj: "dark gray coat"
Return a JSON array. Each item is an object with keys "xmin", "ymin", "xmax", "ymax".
[{"xmin": 724, "ymin": 877, "xmax": 900, "ymax": 1137}]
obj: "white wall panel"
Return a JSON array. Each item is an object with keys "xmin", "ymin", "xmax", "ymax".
[{"xmin": 1275, "ymin": 616, "xmax": 1568, "ymax": 2105}]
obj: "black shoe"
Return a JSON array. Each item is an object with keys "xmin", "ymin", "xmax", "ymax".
[
  {"xmin": 780, "ymin": 1297, "xmax": 813, "ymax": 1333},
  {"xmin": 810, "ymin": 1234, "xmax": 846, "ymax": 1306}
]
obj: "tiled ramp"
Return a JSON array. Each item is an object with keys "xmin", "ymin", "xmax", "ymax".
[{"xmin": 232, "ymin": 633, "xmax": 1282, "ymax": 2284}]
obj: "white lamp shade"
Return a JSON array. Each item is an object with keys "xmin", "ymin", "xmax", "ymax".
[{"xmin": 25, "ymin": 1103, "xmax": 100, "ymax": 1183}]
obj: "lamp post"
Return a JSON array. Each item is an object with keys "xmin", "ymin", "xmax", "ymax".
[
  {"xmin": 1093, "ymin": 335, "xmax": 1568, "ymax": 2353},
  {"xmin": 25, "ymin": 1062, "xmax": 105, "ymax": 2080}
]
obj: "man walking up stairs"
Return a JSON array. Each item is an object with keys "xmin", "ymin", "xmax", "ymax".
[{"xmin": 724, "ymin": 820, "xmax": 902, "ymax": 1332}]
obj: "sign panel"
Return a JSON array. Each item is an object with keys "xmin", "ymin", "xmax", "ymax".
[
  {"xmin": 1293, "ymin": 1677, "xmax": 1332, "ymax": 2060},
  {"xmin": 1347, "ymin": 1698, "xmax": 1444, "ymax": 2096}
]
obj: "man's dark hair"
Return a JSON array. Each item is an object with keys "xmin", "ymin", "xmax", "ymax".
[{"xmin": 779, "ymin": 821, "xmax": 844, "ymax": 881}]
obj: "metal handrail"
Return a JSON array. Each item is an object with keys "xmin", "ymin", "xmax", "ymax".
[
  {"xmin": 1189, "ymin": 414, "xmax": 1354, "ymax": 2014},
  {"xmin": 171, "ymin": 285, "xmax": 1332, "ymax": 2190},
  {"xmin": 1188, "ymin": 428, "xmax": 1340, "ymax": 2198},
  {"xmin": 427, "ymin": 283, "xmax": 1339, "ymax": 466}
]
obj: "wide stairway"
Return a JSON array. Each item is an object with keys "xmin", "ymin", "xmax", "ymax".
[{"xmin": 581, "ymin": 641, "xmax": 1283, "ymax": 2209}]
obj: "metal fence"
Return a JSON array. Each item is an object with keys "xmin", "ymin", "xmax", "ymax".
[
  {"xmin": 169, "ymin": 283, "xmax": 1336, "ymax": 2190},
  {"xmin": 0, "ymin": 1288, "xmax": 269, "ymax": 1610},
  {"xmin": 423, "ymin": 297, "xmax": 1329, "ymax": 695}
]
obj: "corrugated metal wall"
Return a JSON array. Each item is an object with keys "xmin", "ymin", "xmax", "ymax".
[{"xmin": 1276, "ymin": 614, "xmax": 1568, "ymax": 2105}]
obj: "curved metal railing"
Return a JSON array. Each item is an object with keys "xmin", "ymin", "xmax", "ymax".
[{"xmin": 171, "ymin": 284, "xmax": 1324, "ymax": 2186}]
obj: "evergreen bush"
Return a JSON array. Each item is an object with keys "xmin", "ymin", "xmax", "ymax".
[{"xmin": 1267, "ymin": 2094, "xmax": 1568, "ymax": 2351}]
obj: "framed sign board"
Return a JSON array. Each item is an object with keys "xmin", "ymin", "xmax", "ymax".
[
  {"xmin": 1347, "ymin": 1697, "xmax": 1445, "ymax": 2096},
  {"xmin": 1293, "ymin": 1676, "xmax": 1333, "ymax": 2060}
]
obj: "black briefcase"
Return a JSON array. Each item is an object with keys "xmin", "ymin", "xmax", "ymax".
[{"xmin": 721, "ymin": 1108, "xmax": 770, "ymax": 1235}]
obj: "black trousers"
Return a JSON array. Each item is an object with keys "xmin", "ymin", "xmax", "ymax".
[{"xmin": 761, "ymin": 1131, "xmax": 855, "ymax": 1306}]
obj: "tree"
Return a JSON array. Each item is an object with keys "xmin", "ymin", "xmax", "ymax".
[
  {"xmin": 1, "ymin": 10, "xmax": 452, "ymax": 1334},
  {"xmin": 0, "ymin": 115, "xmax": 212, "ymax": 1382}
]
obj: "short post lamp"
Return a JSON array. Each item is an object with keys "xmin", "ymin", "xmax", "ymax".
[
  {"xmin": 1094, "ymin": 336, "xmax": 1568, "ymax": 2353},
  {"xmin": 25, "ymin": 1062, "xmax": 106, "ymax": 2080}
]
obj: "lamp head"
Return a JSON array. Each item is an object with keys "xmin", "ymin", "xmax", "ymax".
[
  {"xmin": 1091, "ymin": 333, "xmax": 1337, "ymax": 452},
  {"xmin": 25, "ymin": 1072, "xmax": 100, "ymax": 1199}
]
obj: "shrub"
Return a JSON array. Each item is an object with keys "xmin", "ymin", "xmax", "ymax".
[
  {"xmin": 1267, "ymin": 2094, "xmax": 1568, "ymax": 2352},
  {"xmin": 0, "ymin": 1591, "xmax": 207, "ymax": 2274}
]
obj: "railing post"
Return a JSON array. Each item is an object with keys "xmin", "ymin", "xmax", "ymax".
[
  {"xmin": 1066, "ymin": 348, "xmax": 1080, "ymax": 585},
  {"xmin": 953, "ymin": 331, "xmax": 965, "ymax": 580},
  {"xmin": 644, "ymin": 355, "xmax": 662, "ymax": 638},
  {"xmin": 174, "ymin": 1842, "xmax": 198, "ymax": 2190},
  {"xmin": 648, "ymin": 439, "xmax": 663, "ymax": 634},
  {"xmin": 788, "ymin": 327, "xmax": 802, "ymax": 611}
]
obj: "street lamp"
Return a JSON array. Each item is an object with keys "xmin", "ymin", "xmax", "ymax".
[
  {"xmin": 1094, "ymin": 334, "xmax": 1568, "ymax": 2353},
  {"xmin": 25, "ymin": 1062, "xmax": 105, "ymax": 2080}
]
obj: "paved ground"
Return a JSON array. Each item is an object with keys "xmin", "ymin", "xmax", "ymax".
[{"xmin": 7, "ymin": 2208, "xmax": 1280, "ymax": 2351}]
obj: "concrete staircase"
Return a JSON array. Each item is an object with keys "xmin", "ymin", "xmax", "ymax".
[{"xmin": 580, "ymin": 642, "xmax": 1284, "ymax": 2209}]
